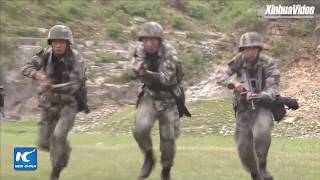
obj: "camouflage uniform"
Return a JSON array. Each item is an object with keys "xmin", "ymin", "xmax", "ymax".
[
  {"xmin": 129, "ymin": 22, "xmax": 183, "ymax": 180},
  {"xmin": 218, "ymin": 32, "xmax": 279, "ymax": 180},
  {"xmin": 0, "ymin": 65, "xmax": 4, "ymax": 119},
  {"xmin": 21, "ymin": 25, "xmax": 85, "ymax": 180}
]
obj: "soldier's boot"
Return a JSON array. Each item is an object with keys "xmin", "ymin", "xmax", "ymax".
[
  {"xmin": 138, "ymin": 150, "xmax": 155, "ymax": 179},
  {"xmin": 161, "ymin": 167, "xmax": 171, "ymax": 180},
  {"xmin": 260, "ymin": 162, "xmax": 273, "ymax": 180},
  {"xmin": 250, "ymin": 172, "xmax": 263, "ymax": 180},
  {"xmin": 50, "ymin": 167, "xmax": 61, "ymax": 180}
]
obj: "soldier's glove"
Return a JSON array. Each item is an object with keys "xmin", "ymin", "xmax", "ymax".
[
  {"xmin": 34, "ymin": 72, "xmax": 47, "ymax": 81},
  {"xmin": 133, "ymin": 61, "xmax": 145, "ymax": 76},
  {"xmin": 40, "ymin": 81, "xmax": 53, "ymax": 92}
]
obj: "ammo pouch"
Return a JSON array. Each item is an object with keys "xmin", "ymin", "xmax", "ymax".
[
  {"xmin": 74, "ymin": 85, "xmax": 90, "ymax": 114},
  {"xmin": 260, "ymin": 96, "xmax": 299, "ymax": 122},
  {"xmin": 171, "ymin": 86, "xmax": 191, "ymax": 118}
]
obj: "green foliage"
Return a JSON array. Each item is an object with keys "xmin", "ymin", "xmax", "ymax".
[
  {"xmin": 95, "ymin": 51, "xmax": 117, "ymax": 63},
  {"xmin": 53, "ymin": 1, "xmax": 87, "ymax": 22},
  {"xmin": 108, "ymin": 73, "xmax": 131, "ymax": 84},
  {"xmin": 105, "ymin": 22, "xmax": 124, "ymax": 39},
  {"xmin": 0, "ymin": 37, "xmax": 17, "ymax": 56},
  {"xmin": 112, "ymin": 10, "xmax": 131, "ymax": 25},
  {"xmin": 180, "ymin": 49, "xmax": 214, "ymax": 84},
  {"xmin": 271, "ymin": 41, "xmax": 287, "ymax": 57},
  {"xmin": 213, "ymin": 0, "xmax": 261, "ymax": 33},
  {"xmin": 186, "ymin": 1, "xmax": 211, "ymax": 20},
  {"xmin": 172, "ymin": 13, "xmax": 191, "ymax": 30},
  {"xmin": 129, "ymin": 27, "xmax": 139, "ymax": 40},
  {"xmin": 287, "ymin": 21, "xmax": 313, "ymax": 37}
]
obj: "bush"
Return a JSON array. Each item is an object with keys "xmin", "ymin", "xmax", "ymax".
[
  {"xmin": 113, "ymin": 10, "xmax": 131, "ymax": 25},
  {"xmin": 14, "ymin": 27, "xmax": 40, "ymax": 37},
  {"xmin": 106, "ymin": 22, "xmax": 124, "ymax": 39},
  {"xmin": 54, "ymin": 1, "xmax": 85, "ymax": 22},
  {"xmin": 180, "ymin": 49, "xmax": 213, "ymax": 84},
  {"xmin": 172, "ymin": 13, "xmax": 191, "ymax": 30},
  {"xmin": 287, "ymin": 22, "xmax": 313, "ymax": 37},
  {"xmin": 108, "ymin": 73, "xmax": 131, "ymax": 84},
  {"xmin": 186, "ymin": 1, "xmax": 210, "ymax": 20},
  {"xmin": 95, "ymin": 51, "xmax": 117, "ymax": 63},
  {"xmin": 129, "ymin": 27, "xmax": 139, "ymax": 40},
  {"xmin": 0, "ymin": 37, "xmax": 17, "ymax": 56},
  {"xmin": 271, "ymin": 41, "xmax": 287, "ymax": 57}
]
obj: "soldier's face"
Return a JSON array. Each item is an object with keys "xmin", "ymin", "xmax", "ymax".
[
  {"xmin": 242, "ymin": 47, "xmax": 260, "ymax": 62},
  {"xmin": 142, "ymin": 37, "xmax": 160, "ymax": 54},
  {"xmin": 52, "ymin": 39, "xmax": 68, "ymax": 55}
]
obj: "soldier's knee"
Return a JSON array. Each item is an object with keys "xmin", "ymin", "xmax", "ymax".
[
  {"xmin": 52, "ymin": 132, "xmax": 68, "ymax": 144},
  {"xmin": 133, "ymin": 125, "xmax": 150, "ymax": 140},
  {"xmin": 38, "ymin": 141, "xmax": 50, "ymax": 152},
  {"xmin": 160, "ymin": 139, "xmax": 175, "ymax": 152}
]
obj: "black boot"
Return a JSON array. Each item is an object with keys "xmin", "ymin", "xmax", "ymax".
[
  {"xmin": 260, "ymin": 162, "xmax": 273, "ymax": 180},
  {"xmin": 138, "ymin": 150, "xmax": 155, "ymax": 179},
  {"xmin": 50, "ymin": 167, "xmax": 61, "ymax": 180},
  {"xmin": 251, "ymin": 172, "xmax": 263, "ymax": 180},
  {"xmin": 161, "ymin": 167, "xmax": 171, "ymax": 180}
]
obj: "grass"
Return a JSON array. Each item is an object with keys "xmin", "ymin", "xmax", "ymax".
[{"xmin": 1, "ymin": 119, "xmax": 320, "ymax": 180}]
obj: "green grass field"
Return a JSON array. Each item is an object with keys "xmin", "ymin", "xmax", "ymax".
[{"xmin": 1, "ymin": 118, "xmax": 320, "ymax": 180}]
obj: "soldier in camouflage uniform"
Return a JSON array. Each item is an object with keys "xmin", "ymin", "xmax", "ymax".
[
  {"xmin": 129, "ymin": 21, "xmax": 188, "ymax": 180},
  {"xmin": 22, "ymin": 25, "xmax": 87, "ymax": 180},
  {"xmin": 218, "ymin": 32, "xmax": 279, "ymax": 180}
]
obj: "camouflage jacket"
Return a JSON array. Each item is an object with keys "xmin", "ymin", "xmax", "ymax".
[
  {"xmin": 218, "ymin": 53, "xmax": 280, "ymax": 101},
  {"xmin": 21, "ymin": 47, "xmax": 85, "ymax": 96},
  {"xmin": 128, "ymin": 41, "xmax": 183, "ymax": 100}
]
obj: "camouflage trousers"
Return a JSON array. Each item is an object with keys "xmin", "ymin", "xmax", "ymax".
[
  {"xmin": 235, "ymin": 106, "xmax": 274, "ymax": 176},
  {"xmin": 38, "ymin": 93, "xmax": 78, "ymax": 174},
  {"xmin": 133, "ymin": 93, "xmax": 180, "ymax": 168}
]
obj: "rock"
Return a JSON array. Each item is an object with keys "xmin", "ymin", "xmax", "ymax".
[
  {"xmin": 133, "ymin": 16, "xmax": 146, "ymax": 23},
  {"xmin": 284, "ymin": 117, "xmax": 296, "ymax": 124},
  {"xmin": 37, "ymin": 28, "xmax": 48, "ymax": 35},
  {"xmin": 85, "ymin": 40, "xmax": 95, "ymax": 47}
]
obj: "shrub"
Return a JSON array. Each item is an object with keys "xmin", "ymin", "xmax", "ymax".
[
  {"xmin": 108, "ymin": 73, "xmax": 131, "ymax": 84},
  {"xmin": 96, "ymin": 51, "xmax": 117, "ymax": 63},
  {"xmin": 186, "ymin": 1, "xmax": 210, "ymax": 20},
  {"xmin": 172, "ymin": 13, "xmax": 191, "ymax": 30},
  {"xmin": 271, "ymin": 41, "xmax": 287, "ymax": 57},
  {"xmin": 106, "ymin": 22, "xmax": 124, "ymax": 40}
]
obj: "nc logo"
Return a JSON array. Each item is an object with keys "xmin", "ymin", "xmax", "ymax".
[
  {"xmin": 14, "ymin": 147, "xmax": 37, "ymax": 171},
  {"xmin": 15, "ymin": 148, "xmax": 36, "ymax": 162}
]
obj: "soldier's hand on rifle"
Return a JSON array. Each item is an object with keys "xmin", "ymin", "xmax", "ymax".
[
  {"xmin": 246, "ymin": 92, "xmax": 256, "ymax": 101},
  {"xmin": 133, "ymin": 61, "xmax": 145, "ymax": 74},
  {"xmin": 34, "ymin": 72, "xmax": 47, "ymax": 81},
  {"xmin": 233, "ymin": 81, "xmax": 246, "ymax": 92},
  {"xmin": 40, "ymin": 80, "xmax": 53, "ymax": 92}
]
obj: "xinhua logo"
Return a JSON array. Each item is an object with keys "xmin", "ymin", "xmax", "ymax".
[
  {"xmin": 14, "ymin": 147, "xmax": 37, "ymax": 171},
  {"xmin": 264, "ymin": 4, "xmax": 315, "ymax": 19}
]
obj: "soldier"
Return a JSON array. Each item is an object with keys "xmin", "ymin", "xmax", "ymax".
[
  {"xmin": 218, "ymin": 32, "xmax": 279, "ymax": 180},
  {"xmin": 21, "ymin": 25, "xmax": 88, "ymax": 180},
  {"xmin": 128, "ymin": 21, "xmax": 190, "ymax": 180}
]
